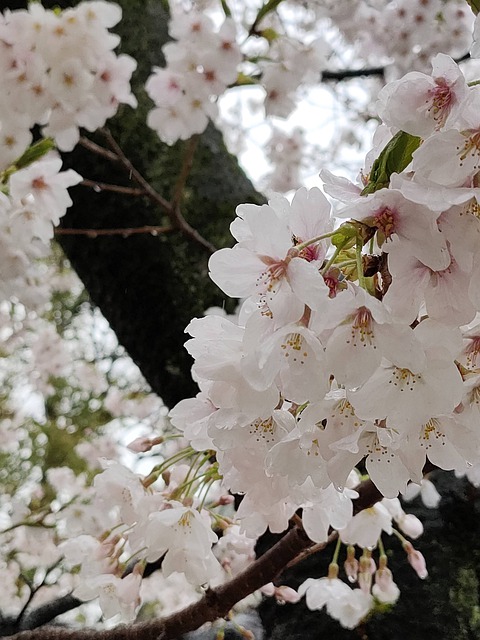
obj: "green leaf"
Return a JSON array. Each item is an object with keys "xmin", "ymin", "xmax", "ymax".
[
  {"xmin": 235, "ymin": 72, "xmax": 258, "ymax": 86},
  {"xmin": 251, "ymin": 0, "xmax": 283, "ymax": 33},
  {"xmin": 465, "ymin": 0, "xmax": 480, "ymax": 15},
  {"xmin": 15, "ymin": 138, "xmax": 56, "ymax": 170},
  {"xmin": 258, "ymin": 27, "xmax": 279, "ymax": 42},
  {"xmin": 361, "ymin": 130, "xmax": 421, "ymax": 195},
  {"xmin": 220, "ymin": 0, "xmax": 232, "ymax": 17}
]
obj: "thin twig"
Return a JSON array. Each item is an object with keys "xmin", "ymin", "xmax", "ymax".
[
  {"xmin": 78, "ymin": 137, "xmax": 119, "ymax": 163},
  {"xmin": 99, "ymin": 128, "xmax": 172, "ymax": 215},
  {"xmin": 6, "ymin": 525, "xmax": 313, "ymax": 640},
  {"xmin": 80, "ymin": 179, "xmax": 146, "ymax": 197},
  {"xmin": 284, "ymin": 531, "xmax": 338, "ymax": 571},
  {"xmin": 321, "ymin": 67, "xmax": 385, "ymax": 81},
  {"xmin": 15, "ymin": 576, "xmax": 36, "ymax": 626},
  {"xmin": 171, "ymin": 135, "xmax": 199, "ymax": 212},
  {"xmin": 99, "ymin": 128, "xmax": 217, "ymax": 254},
  {"xmin": 55, "ymin": 225, "xmax": 173, "ymax": 238}
]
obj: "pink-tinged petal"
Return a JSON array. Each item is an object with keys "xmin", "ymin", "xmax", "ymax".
[
  {"xmin": 366, "ymin": 449, "xmax": 410, "ymax": 499},
  {"xmin": 425, "ymin": 260, "xmax": 476, "ymax": 326},
  {"xmin": 320, "ymin": 169, "xmax": 362, "ymax": 203},
  {"xmin": 287, "ymin": 257, "xmax": 329, "ymax": 310},
  {"xmin": 289, "ymin": 186, "xmax": 332, "ymax": 240},
  {"xmin": 326, "ymin": 323, "xmax": 381, "ymax": 388},
  {"xmin": 411, "ymin": 130, "xmax": 476, "ymax": 188},
  {"xmin": 383, "ymin": 251, "xmax": 431, "ymax": 325},
  {"xmin": 208, "ymin": 247, "xmax": 265, "ymax": 297},
  {"xmin": 238, "ymin": 203, "xmax": 292, "ymax": 257},
  {"xmin": 420, "ymin": 419, "xmax": 468, "ymax": 471},
  {"xmin": 375, "ymin": 324, "xmax": 425, "ymax": 372},
  {"xmin": 267, "ymin": 281, "xmax": 305, "ymax": 327}
]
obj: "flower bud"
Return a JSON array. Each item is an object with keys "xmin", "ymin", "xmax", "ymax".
[
  {"xmin": 344, "ymin": 546, "xmax": 359, "ymax": 583},
  {"xmin": 404, "ymin": 542, "xmax": 428, "ymax": 579},
  {"xmin": 274, "ymin": 585, "xmax": 301, "ymax": 604},
  {"xmin": 398, "ymin": 513, "xmax": 423, "ymax": 539}
]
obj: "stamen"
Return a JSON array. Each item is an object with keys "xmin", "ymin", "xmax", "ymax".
[
  {"xmin": 388, "ymin": 368, "xmax": 422, "ymax": 391},
  {"xmin": 374, "ymin": 206, "xmax": 396, "ymax": 239},
  {"xmin": 280, "ymin": 333, "xmax": 308, "ymax": 365}
]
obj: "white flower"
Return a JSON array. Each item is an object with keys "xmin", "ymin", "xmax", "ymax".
[
  {"xmin": 9, "ymin": 156, "xmax": 82, "ymax": 224},
  {"xmin": 208, "ymin": 188, "xmax": 331, "ymax": 326},
  {"xmin": 339, "ymin": 503, "xmax": 393, "ymax": 549},
  {"xmin": 377, "ymin": 53, "xmax": 467, "ymax": 136},
  {"xmin": 145, "ymin": 504, "xmax": 222, "ymax": 586},
  {"xmin": 327, "ymin": 588, "xmax": 374, "ymax": 629}
]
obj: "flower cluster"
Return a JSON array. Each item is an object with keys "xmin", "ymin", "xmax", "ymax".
[
  {"xmin": 3, "ymin": 0, "xmax": 480, "ymax": 633},
  {"xmin": 59, "ymin": 457, "xmax": 261, "ymax": 621},
  {"xmin": 0, "ymin": 153, "xmax": 82, "ymax": 307},
  {"xmin": 168, "ymin": 49, "xmax": 480, "ymax": 627},
  {"xmin": 0, "ymin": 0, "xmax": 136, "ymax": 163},
  {"xmin": 316, "ymin": 0, "xmax": 474, "ymax": 76},
  {"xmin": 145, "ymin": 7, "xmax": 241, "ymax": 144}
]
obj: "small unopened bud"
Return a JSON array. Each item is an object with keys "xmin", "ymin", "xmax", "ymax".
[
  {"xmin": 344, "ymin": 546, "xmax": 359, "ymax": 583},
  {"xmin": 260, "ymin": 582, "xmax": 275, "ymax": 596},
  {"xmin": 375, "ymin": 566, "xmax": 393, "ymax": 591},
  {"xmin": 373, "ymin": 566, "xmax": 400, "ymax": 604},
  {"xmin": 274, "ymin": 585, "xmax": 300, "ymax": 604},
  {"xmin": 398, "ymin": 513, "xmax": 423, "ymax": 539},
  {"xmin": 403, "ymin": 542, "xmax": 428, "ymax": 579},
  {"xmin": 127, "ymin": 436, "xmax": 163, "ymax": 453},
  {"xmin": 358, "ymin": 551, "xmax": 376, "ymax": 593}
]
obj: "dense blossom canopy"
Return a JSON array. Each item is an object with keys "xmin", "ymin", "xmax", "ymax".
[{"xmin": 1, "ymin": 0, "xmax": 480, "ymax": 636}]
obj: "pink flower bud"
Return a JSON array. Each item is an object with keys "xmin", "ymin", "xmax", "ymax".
[
  {"xmin": 398, "ymin": 513, "xmax": 424, "ymax": 539},
  {"xmin": 375, "ymin": 566, "xmax": 394, "ymax": 591},
  {"xmin": 274, "ymin": 585, "xmax": 301, "ymax": 604},
  {"xmin": 127, "ymin": 436, "xmax": 154, "ymax": 453},
  {"xmin": 344, "ymin": 546, "xmax": 359, "ymax": 583},
  {"xmin": 404, "ymin": 542, "xmax": 428, "ymax": 579},
  {"xmin": 260, "ymin": 582, "xmax": 275, "ymax": 597}
]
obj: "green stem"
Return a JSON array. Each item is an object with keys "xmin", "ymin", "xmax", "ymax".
[
  {"xmin": 199, "ymin": 478, "xmax": 216, "ymax": 510},
  {"xmin": 294, "ymin": 230, "xmax": 337, "ymax": 252},
  {"xmin": 331, "ymin": 534, "xmax": 343, "ymax": 565},
  {"xmin": 391, "ymin": 527, "xmax": 408, "ymax": 545},
  {"xmin": 145, "ymin": 447, "xmax": 194, "ymax": 485},
  {"xmin": 174, "ymin": 469, "xmax": 215, "ymax": 499},
  {"xmin": 321, "ymin": 239, "xmax": 349, "ymax": 275},
  {"xmin": 334, "ymin": 259, "xmax": 357, "ymax": 270},
  {"xmin": 378, "ymin": 535, "xmax": 386, "ymax": 557},
  {"xmin": 356, "ymin": 235, "xmax": 366, "ymax": 288}
]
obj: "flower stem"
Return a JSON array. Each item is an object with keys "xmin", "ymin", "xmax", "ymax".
[{"xmin": 356, "ymin": 235, "xmax": 366, "ymax": 288}]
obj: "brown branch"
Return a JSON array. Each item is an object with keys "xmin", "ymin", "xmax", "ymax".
[
  {"xmin": 78, "ymin": 138, "xmax": 119, "ymax": 164},
  {"xmin": 284, "ymin": 531, "xmax": 338, "ymax": 571},
  {"xmin": 321, "ymin": 67, "xmax": 385, "ymax": 81},
  {"xmin": 55, "ymin": 226, "xmax": 173, "ymax": 238},
  {"xmin": 6, "ymin": 525, "xmax": 314, "ymax": 640},
  {"xmin": 5, "ymin": 465, "xmax": 436, "ymax": 640},
  {"xmin": 80, "ymin": 180, "xmax": 146, "ymax": 197},
  {"xmin": 98, "ymin": 128, "xmax": 173, "ymax": 215},
  {"xmin": 99, "ymin": 128, "xmax": 217, "ymax": 254},
  {"xmin": 171, "ymin": 135, "xmax": 199, "ymax": 212}
]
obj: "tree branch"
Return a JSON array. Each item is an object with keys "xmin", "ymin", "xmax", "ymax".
[
  {"xmin": 55, "ymin": 226, "xmax": 173, "ymax": 238},
  {"xmin": 4, "ymin": 473, "xmax": 398, "ymax": 640},
  {"xmin": 6, "ymin": 525, "xmax": 314, "ymax": 640},
  {"xmin": 321, "ymin": 67, "xmax": 385, "ymax": 81},
  {"xmin": 80, "ymin": 180, "xmax": 146, "ymax": 197},
  {"xmin": 99, "ymin": 129, "xmax": 217, "ymax": 254}
]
